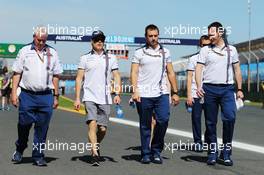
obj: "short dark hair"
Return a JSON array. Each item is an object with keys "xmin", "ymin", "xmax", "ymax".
[
  {"xmin": 208, "ymin": 21, "xmax": 223, "ymax": 32},
  {"xmin": 199, "ymin": 35, "xmax": 209, "ymax": 47},
  {"xmin": 145, "ymin": 24, "xmax": 159, "ymax": 36}
]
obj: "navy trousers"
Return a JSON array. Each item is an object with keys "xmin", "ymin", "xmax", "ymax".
[
  {"xmin": 15, "ymin": 90, "xmax": 53, "ymax": 160},
  {"xmin": 136, "ymin": 94, "xmax": 170, "ymax": 158},
  {"xmin": 203, "ymin": 84, "xmax": 236, "ymax": 154},
  {"xmin": 191, "ymin": 98, "xmax": 208, "ymax": 144}
]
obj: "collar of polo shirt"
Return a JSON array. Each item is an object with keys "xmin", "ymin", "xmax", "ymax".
[
  {"xmin": 210, "ymin": 44, "xmax": 227, "ymax": 56},
  {"xmin": 90, "ymin": 49, "xmax": 108, "ymax": 56},
  {"xmin": 214, "ymin": 43, "xmax": 225, "ymax": 50},
  {"xmin": 143, "ymin": 44, "xmax": 164, "ymax": 57},
  {"xmin": 145, "ymin": 44, "xmax": 162, "ymax": 51},
  {"xmin": 30, "ymin": 42, "xmax": 48, "ymax": 52}
]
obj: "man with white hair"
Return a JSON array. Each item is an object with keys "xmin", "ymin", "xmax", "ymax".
[{"xmin": 11, "ymin": 25, "xmax": 62, "ymax": 166}]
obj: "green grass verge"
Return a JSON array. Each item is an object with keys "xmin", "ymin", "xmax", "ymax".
[
  {"xmin": 58, "ymin": 94, "xmax": 263, "ymax": 109},
  {"xmin": 244, "ymin": 101, "xmax": 262, "ymax": 107},
  {"xmin": 58, "ymin": 96, "xmax": 85, "ymax": 111}
]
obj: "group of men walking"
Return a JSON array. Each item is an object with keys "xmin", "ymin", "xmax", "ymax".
[{"xmin": 9, "ymin": 22, "xmax": 243, "ymax": 167}]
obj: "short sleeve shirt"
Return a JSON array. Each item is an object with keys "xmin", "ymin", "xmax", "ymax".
[
  {"xmin": 131, "ymin": 45, "xmax": 172, "ymax": 98},
  {"xmin": 78, "ymin": 51, "xmax": 118, "ymax": 104},
  {"xmin": 187, "ymin": 54, "xmax": 200, "ymax": 98},
  {"xmin": 12, "ymin": 43, "xmax": 63, "ymax": 91},
  {"xmin": 197, "ymin": 45, "xmax": 239, "ymax": 84}
]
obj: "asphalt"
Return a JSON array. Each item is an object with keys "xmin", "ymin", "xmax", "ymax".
[{"xmin": 0, "ymin": 95, "xmax": 264, "ymax": 175}]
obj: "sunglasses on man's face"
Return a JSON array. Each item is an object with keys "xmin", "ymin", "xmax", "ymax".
[
  {"xmin": 93, "ymin": 38, "xmax": 105, "ymax": 43},
  {"xmin": 93, "ymin": 35, "xmax": 105, "ymax": 42},
  {"xmin": 201, "ymin": 43, "xmax": 211, "ymax": 47}
]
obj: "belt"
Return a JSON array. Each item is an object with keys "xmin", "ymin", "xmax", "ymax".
[
  {"xmin": 203, "ymin": 83, "xmax": 233, "ymax": 87},
  {"xmin": 21, "ymin": 87, "xmax": 52, "ymax": 95}
]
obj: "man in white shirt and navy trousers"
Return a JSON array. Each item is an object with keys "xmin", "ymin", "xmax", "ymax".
[
  {"xmin": 186, "ymin": 35, "xmax": 211, "ymax": 151},
  {"xmin": 11, "ymin": 26, "xmax": 63, "ymax": 166},
  {"xmin": 131, "ymin": 24, "xmax": 180, "ymax": 164},
  {"xmin": 195, "ymin": 22, "xmax": 244, "ymax": 166}
]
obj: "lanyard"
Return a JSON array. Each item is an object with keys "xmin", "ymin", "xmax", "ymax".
[
  {"xmin": 35, "ymin": 50, "xmax": 45, "ymax": 63},
  {"xmin": 35, "ymin": 47, "xmax": 52, "ymax": 87},
  {"xmin": 210, "ymin": 45, "xmax": 232, "ymax": 83},
  {"xmin": 143, "ymin": 45, "xmax": 166, "ymax": 94},
  {"xmin": 159, "ymin": 47, "xmax": 166, "ymax": 94},
  {"xmin": 46, "ymin": 48, "xmax": 52, "ymax": 87},
  {"xmin": 104, "ymin": 54, "xmax": 109, "ymax": 104},
  {"xmin": 226, "ymin": 46, "xmax": 231, "ymax": 84}
]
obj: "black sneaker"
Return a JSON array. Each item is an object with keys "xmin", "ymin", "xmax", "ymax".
[
  {"xmin": 91, "ymin": 155, "xmax": 100, "ymax": 166},
  {"xmin": 97, "ymin": 149, "xmax": 105, "ymax": 161},
  {"xmin": 97, "ymin": 149, "xmax": 100, "ymax": 157},
  {"xmin": 12, "ymin": 151, "xmax": 22, "ymax": 163}
]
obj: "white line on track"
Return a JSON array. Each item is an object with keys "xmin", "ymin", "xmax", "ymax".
[{"xmin": 110, "ymin": 117, "xmax": 264, "ymax": 154}]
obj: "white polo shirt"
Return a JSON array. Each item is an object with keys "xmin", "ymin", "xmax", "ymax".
[
  {"xmin": 187, "ymin": 53, "xmax": 200, "ymax": 98},
  {"xmin": 78, "ymin": 51, "xmax": 118, "ymax": 104},
  {"xmin": 197, "ymin": 44, "xmax": 239, "ymax": 84},
  {"xmin": 131, "ymin": 45, "xmax": 171, "ymax": 98},
  {"xmin": 12, "ymin": 43, "xmax": 63, "ymax": 91}
]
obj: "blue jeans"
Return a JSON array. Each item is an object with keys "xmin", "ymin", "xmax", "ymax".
[{"xmin": 136, "ymin": 94, "xmax": 170, "ymax": 158}]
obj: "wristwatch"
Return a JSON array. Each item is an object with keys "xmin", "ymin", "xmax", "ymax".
[
  {"xmin": 171, "ymin": 91, "xmax": 179, "ymax": 95},
  {"xmin": 53, "ymin": 94, "xmax": 60, "ymax": 99}
]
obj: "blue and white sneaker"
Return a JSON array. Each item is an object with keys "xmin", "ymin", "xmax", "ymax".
[
  {"xmin": 219, "ymin": 151, "xmax": 233, "ymax": 166},
  {"xmin": 141, "ymin": 156, "xmax": 151, "ymax": 164},
  {"xmin": 5, "ymin": 106, "xmax": 10, "ymax": 111},
  {"xmin": 152, "ymin": 155, "xmax": 163, "ymax": 164},
  {"xmin": 12, "ymin": 151, "xmax": 22, "ymax": 163},
  {"xmin": 207, "ymin": 152, "xmax": 218, "ymax": 165}
]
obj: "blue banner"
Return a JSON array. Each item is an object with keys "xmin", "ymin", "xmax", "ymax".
[{"xmin": 47, "ymin": 34, "xmax": 199, "ymax": 46}]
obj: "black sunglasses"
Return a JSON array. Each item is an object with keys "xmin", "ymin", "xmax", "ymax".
[
  {"xmin": 93, "ymin": 38, "xmax": 105, "ymax": 43},
  {"xmin": 201, "ymin": 44, "xmax": 211, "ymax": 47},
  {"xmin": 92, "ymin": 35, "xmax": 105, "ymax": 43}
]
